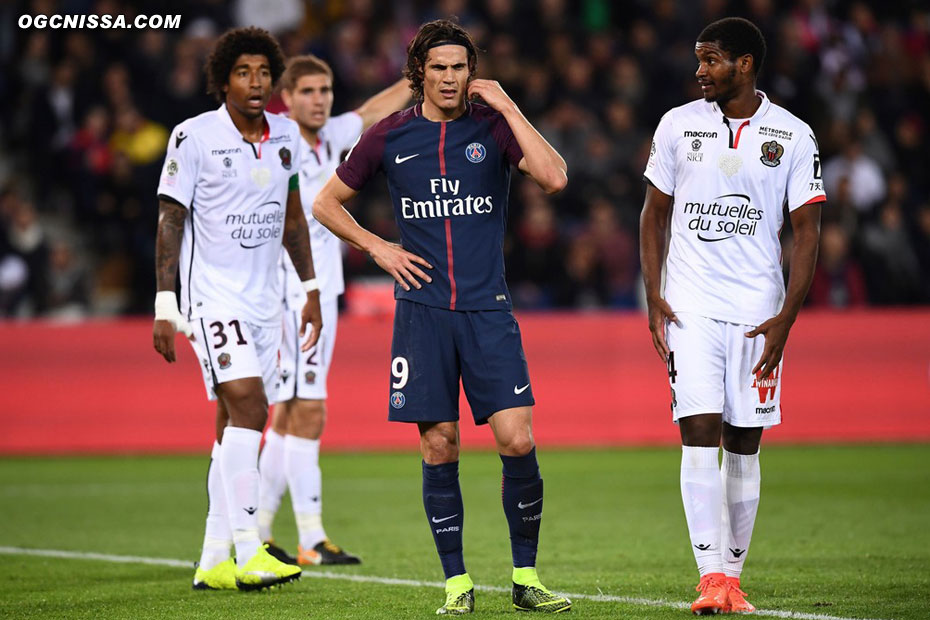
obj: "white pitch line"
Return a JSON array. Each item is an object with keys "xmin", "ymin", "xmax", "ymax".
[{"xmin": 0, "ymin": 546, "xmax": 888, "ymax": 620}]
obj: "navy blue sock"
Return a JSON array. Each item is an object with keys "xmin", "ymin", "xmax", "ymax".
[
  {"xmin": 422, "ymin": 460, "xmax": 466, "ymax": 579},
  {"xmin": 500, "ymin": 448, "xmax": 543, "ymax": 568}
]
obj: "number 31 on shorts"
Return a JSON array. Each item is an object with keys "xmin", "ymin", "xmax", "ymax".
[{"xmin": 391, "ymin": 356, "xmax": 409, "ymax": 389}]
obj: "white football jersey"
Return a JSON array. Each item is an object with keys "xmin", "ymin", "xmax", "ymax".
[
  {"xmin": 157, "ymin": 105, "xmax": 302, "ymax": 326},
  {"xmin": 644, "ymin": 91, "xmax": 826, "ymax": 326},
  {"xmin": 280, "ymin": 111, "xmax": 363, "ymax": 309}
]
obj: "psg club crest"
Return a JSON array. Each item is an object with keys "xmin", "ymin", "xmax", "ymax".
[
  {"xmin": 305, "ymin": 370, "xmax": 316, "ymax": 385},
  {"xmin": 465, "ymin": 142, "xmax": 486, "ymax": 163},
  {"xmin": 760, "ymin": 140, "xmax": 784, "ymax": 167},
  {"xmin": 217, "ymin": 352, "xmax": 231, "ymax": 369},
  {"xmin": 279, "ymin": 147, "xmax": 292, "ymax": 170},
  {"xmin": 390, "ymin": 391, "xmax": 406, "ymax": 409}
]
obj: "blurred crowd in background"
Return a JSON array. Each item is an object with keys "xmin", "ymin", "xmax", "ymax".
[{"xmin": 1, "ymin": 0, "xmax": 929, "ymax": 319}]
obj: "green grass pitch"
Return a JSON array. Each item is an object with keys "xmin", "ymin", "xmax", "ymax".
[{"xmin": 0, "ymin": 445, "xmax": 927, "ymax": 619}]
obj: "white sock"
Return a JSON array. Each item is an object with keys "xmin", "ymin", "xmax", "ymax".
[
  {"xmin": 258, "ymin": 430, "xmax": 286, "ymax": 541},
  {"xmin": 681, "ymin": 445, "xmax": 723, "ymax": 576},
  {"xmin": 285, "ymin": 434, "xmax": 327, "ymax": 549},
  {"xmin": 198, "ymin": 441, "xmax": 232, "ymax": 571},
  {"xmin": 721, "ymin": 448, "xmax": 761, "ymax": 578},
  {"xmin": 221, "ymin": 427, "xmax": 263, "ymax": 567}
]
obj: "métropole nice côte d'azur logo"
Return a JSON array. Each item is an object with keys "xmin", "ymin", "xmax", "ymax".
[
  {"xmin": 683, "ymin": 193, "xmax": 763, "ymax": 242},
  {"xmin": 400, "ymin": 178, "xmax": 494, "ymax": 220}
]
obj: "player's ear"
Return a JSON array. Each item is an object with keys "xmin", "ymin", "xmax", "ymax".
[
  {"xmin": 739, "ymin": 53, "xmax": 753, "ymax": 75},
  {"xmin": 281, "ymin": 88, "xmax": 293, "ymax": 109}
]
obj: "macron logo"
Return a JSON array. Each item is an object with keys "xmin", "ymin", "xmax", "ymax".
[{"xmin": 395, "ymin": 153, "xmax": 419, "ymax": 164}]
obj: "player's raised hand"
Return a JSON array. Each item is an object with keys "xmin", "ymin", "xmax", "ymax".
[
  {"xmin": 646, "ymin": 295, "xmax": 678, "ymax": 362},
  {"xmin": 153, "ymin": 291, "xmax": 194, "ymax": 363},
  {"xmin": 299, "ymin": 290, "xmax": 323, "ymax": 352},
  {"xmin": 369, "ymin": 239, "xmax": 433, "ymax": 291},
  {"xmin": 467, "ymin": 79, "xmax": 515, "ymax": 112},
  {"xmin": 746, "ymin": 314, "xmax": 791, "ymax": 379}
]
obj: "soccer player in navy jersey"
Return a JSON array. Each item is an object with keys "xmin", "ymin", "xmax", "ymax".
[{"xmin": 313, "ymin": 19, "xmax": 570, "ymax": 615}]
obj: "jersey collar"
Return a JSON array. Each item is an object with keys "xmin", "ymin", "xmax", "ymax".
[
  {"xmin": 218, "ymin": 104, "xmax": 271, "ymax": 157},
  {"xmin": 414, "ymin": 101, "xmax": 473, "ymax": 121},
  {"xmin": 709, "ymin": 89, "xmax": 771, "ymax": 122}
]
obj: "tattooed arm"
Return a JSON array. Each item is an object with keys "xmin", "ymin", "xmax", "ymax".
[
  {"xmin": 153, "ymin": 198, "xmax": 190, "ymax": 362},
  {"xmin": 283, "ymin": 185, "xmax": 322, "ymax": 351}
]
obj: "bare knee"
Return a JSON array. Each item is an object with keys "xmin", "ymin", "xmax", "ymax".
[
  {"xmin": 722, "ymin": 423, "xmax": 762, "ymax": 454},
  {"xmin": 270, "ymin": 402, "xmax": 289, "ymax": 436},
  {"xmin": 488, "ymin": 408, "xmax": 535, "ymax": 456},
  {"xmin": 680, "ymin": 413, "xmax": 722, "ymax": 447},
  {"xmin": 497, "ymin": 432, "xmax": 534, "ymax": 457},
  {"xmin": 218, "ymin": 379, "xmax": 268, "ymax": 431},
  {"xmin": 288, "ymin": 399, "xmax": 326, "ymax": 439},
  {"xmin": 419, "ymin": 423, "xmax": 459, "ymax": 464}
]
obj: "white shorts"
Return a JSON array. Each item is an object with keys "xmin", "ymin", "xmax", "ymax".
[
  {"xmin": 277, "ymin": 297, "xmax": 338, "ymax": 402},
  {"xmin": 665, "ymin": 312, "xmax": 782, "ymax": 428},
  {"xmin": 189, "ymin": 317, "xmax": 281, "ymax": 402}
]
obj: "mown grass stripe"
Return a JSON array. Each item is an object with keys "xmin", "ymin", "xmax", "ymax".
[{"xmin": 0, "ymin": 546, "xmax": 886, "ymax": 620}]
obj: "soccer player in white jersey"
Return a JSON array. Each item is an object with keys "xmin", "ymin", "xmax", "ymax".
[
  {"xmin": 152, "ymin": 27, "xmax": 322, "ymax": 592},
  {"xmin": 257, "ymin": 55, "xmax": 410, "ymax": 566},
  {"xmin": 640, "ymin": 18, "xmax": 824, "ymax": 615}
]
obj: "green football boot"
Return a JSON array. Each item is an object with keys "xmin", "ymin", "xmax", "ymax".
[
  {"xmin": 192, "ymin": 558, "xmax": 237, "ymax": 590},
  {"xmin": 512, "ymin": 567, "xmax": 572, "ymax": 613},
  {"xmin": 436, "ymin": 573, "xmax": 475, "ymax": 615},
  {"xmin": 235, "ymin": 544, "xmax": 302, "ymax": 591}
]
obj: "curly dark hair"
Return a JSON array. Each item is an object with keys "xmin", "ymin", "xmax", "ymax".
[
  {"xmin": 403, "ymin": 19, "xmax": 477, "ymax": 101},
  {"xmin": 697, "ymin": 17, "xmax": 767, "ymax": 77},
  {"xmin": 205, "ymin": 27, "xmax": 286, "ymax": 103}
]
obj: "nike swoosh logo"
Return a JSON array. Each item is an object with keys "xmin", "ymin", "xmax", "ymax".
[
  {"xmin": 394, "ymin": 153, "xmax": 419, "ymax": 164},
  {"xmin": 696, "ymin": 234, "xmax": 734, "ymax": 242},
  {"xmin": 431, "ymin": 514, "xmax": 459, "ymax": 523},
  {"xmin": 517, "ymin": 498, "xmax": 542, "ymax": 509},
  {"xmin": 514, "ymin": 384, "xmax": 530, "ymax": 395}
]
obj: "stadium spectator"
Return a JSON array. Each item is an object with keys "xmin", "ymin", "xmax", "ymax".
[
  {"xmin": 822, "ymin": 139, "xmax": 885, "ymax": 214},
  {"xmin": 809, "ymin": 222, "xmax": 867, "ymax": 308},
  {"xmin": 912, "ymin": 203, "xmax": 930, "ymax": 303},
  {"xmin": 1, "ymin": 0, "xmax": 928, "ymax": 316},
  {"xmin": 860, "ymin": 201, "xmax": 922, "ymax": 304}
]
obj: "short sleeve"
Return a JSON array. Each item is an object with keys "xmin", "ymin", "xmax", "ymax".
[
  {"xmin": 289, "ymin": 123, "xmax": 302, "ymax": 174},
  {"xmin": 786, "ymin": 128, "xmax": 827, "ymax": 211},
  {"xmin": 328, "ymin": 111, "xmax": 364, "ymax": 153},
  {"xmin": 156, "ymin": 124, "xmax": 200, "ymax": 207},
  {"xmin": 643, "ymin": 111, "xmax": 676, "ymax": 196},
  {"xmin": 490, "ymin": 115, "xmax": 523, "ymax": 168},
  {"xmin": 335, "ymin": 121, "xmax": 385, "ymax": 191}
]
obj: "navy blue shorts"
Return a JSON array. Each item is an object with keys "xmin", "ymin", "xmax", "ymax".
[{"xmin": 388, "ymin": 300, "xmax": 535, "ymax": 424}]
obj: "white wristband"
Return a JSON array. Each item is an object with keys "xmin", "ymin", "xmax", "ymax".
[
  {"xmin": 154, "ymin": 291, "xmax": 180, "ymax": 319},
  {"xmin": 154, "ymin": 291, "xmax": 193, "ymax": 337},
  {"xmin": 302, "ymin": 278, "xmax": 319, "ymax": 293}
]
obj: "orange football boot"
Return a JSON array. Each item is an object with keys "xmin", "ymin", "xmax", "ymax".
[
  {"xmin": 296, "ymin": 544, "xmax": 322, "ymax": 565},
  {"xmin": 725, "ymin": 577, "xmax": 756, "ymax": 613},
  {"xmin": 691, "ymin": 572, "xmax": 729, "ymax": 615}
]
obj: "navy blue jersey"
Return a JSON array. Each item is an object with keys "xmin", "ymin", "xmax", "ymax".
[{"xmin": 336, "ymin": 102, "xmax": 524, "ymax": 311}]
